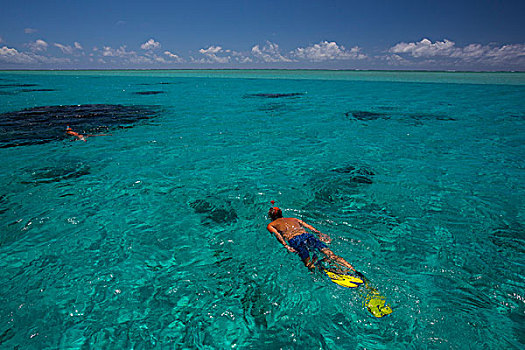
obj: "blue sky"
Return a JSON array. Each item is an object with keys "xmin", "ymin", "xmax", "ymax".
[{"xmin": 0, "ymin": 0, "xmax": 524, "ymax": 70}]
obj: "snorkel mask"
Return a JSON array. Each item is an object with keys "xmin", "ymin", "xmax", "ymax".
[{"xmin": 268, "ymin": 200, "xmax": 282, "ymax": 220}]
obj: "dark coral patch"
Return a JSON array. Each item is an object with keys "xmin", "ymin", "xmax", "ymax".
[
  {"xmin": 190, "ymin": 198, "xmax": 238, "ymax": 225},
  {"xmin": 310, "ymin": 165, "xmax": 376, "ymax": 204},
  {"xmin": 345, "ymin": 109, "xmax": 456, "ymax": 123},
  {"xmin": 257, "ymin": 102, "xmax": 288, "ymax": 113},
  {"xmin": 490, "ymin": 223, "xmax": 525, "ymax": 256},
  {"xmin": 20, "ymin": 89, "xmax": 56, "ymax": 92},
  {"xmin": 0, "ymin": 195, "xmax": 8, "ymax": 215},
  {"xmin": 20, "ymin": 162, "xmax": 90, "ymax": 184},
  {"xmin": 344, "ymin": 110, "xmax": 390, "ymax": 121},
  {"xmin": 332, "ymin": 165, "xmax": 375, "ymax": 176},
  {"xmin": 245, "ymin": 92, "xmax": 305, "ymax": 99},
  {"xmin": 410, "ymin": 114, "xmax": 456, "ymax": 121},
  {"xmin": 0, "ymin": 83, "xmax": 39, "ymax": 88},
  {"xmin": 0, "ymin": 104, "xmax": 159, "ymax": 148},
  {"xmin": 332, "ymin": 165, "xmax": 375, "ymax": 184},
  {"xmin": 134, "ymin": 91, "xmax": 165, "ymax": 95},
  {"xmin": 137, "ymin": 82, "xmax": 177, "ymax": 86}
]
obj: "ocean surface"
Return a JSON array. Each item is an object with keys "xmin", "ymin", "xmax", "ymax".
[{"xmin": 0, "ymin": 70, "xmax": 524, "ymax": 349}]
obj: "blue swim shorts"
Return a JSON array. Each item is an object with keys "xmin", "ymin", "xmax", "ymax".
[{"xmin": 288, "ymin": 233, "xmax": 327, "ymax": 261}]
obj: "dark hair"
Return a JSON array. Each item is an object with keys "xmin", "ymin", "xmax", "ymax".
[{"xmin": 268, "ymin": 207, "xmax": 282, "ymax": 220}]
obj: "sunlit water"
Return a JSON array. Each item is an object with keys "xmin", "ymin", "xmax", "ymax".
[{"xmin": 0, "ymin": 70, "xmax": 524, "ymax": 349}]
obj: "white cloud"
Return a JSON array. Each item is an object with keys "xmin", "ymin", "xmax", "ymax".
[
  {"xmin": 0, "ymin": 46, "xmax": 35, "ymax": 63},
  {"xmin": 293, "ymin": 41, "xmax": 367, "ymax": 62},
  {"xmin": 483, "ymin": 44, "xmax": 525, "ymax": 63},
  {"xmin": 128, "ymin": 56, "xmax": 155, "ymax": 64},
  {"xmin": 0, "ymin": 45, "xmax": 72, "ymax": 65},
  {"xmin": 239, "ymin": 57, "xmax": 253, "ymax": 63},
  {"xmin": 233, "ymin": 51, "xmax": 252, "ymax": 63},
  {"xmin": 54, "ymin": 43, "xmax": 74, "ymax": 54},
  {"xmin": 24, "ymin": 28, "xmax": 37, "ymax": 34},
  {"xmin": 390, "ymin": 38, "xmax": 455, "ymax": 58},
  {"xmin": 199, "ymin": 46, "xmax": 223, "ymax": 55},
  {"xmin": 197, "ymin": 46, "xmax": 230, "ymax": 63},
  {"xmin": 382, "ymin": 53, "xmax": 411, "ymax": 65},
  {"xmin": 54, "ymin": 42, "xmax": 84, "ymax": 55},
  {"xmin": 101, "ymin": 45, "xmax": 136, "ymax": 57},
  {"xmin": 27, "ymin": 39, "xmax": 48, "ymax": 52},
  {"xmin": 389, "ymin": 38, "xmax": 525, "ymax": 65},
  {"xmin": 33, "ymin": 55, "xmax": 72, "ymax": 64},
  {"xmin": 141, "ymin": 38, "xmax": 161, "ymax": 50},
  {"xmin": 164, "ymin": 50, "xmax": 184, "ymax": 63},
  {"xmin": 251, "ymin": 41, "xmax": 292, "ymax": 63},
  {"xmin": 94, "ymin": 44, "xmax": 175, "ymax": 65}
]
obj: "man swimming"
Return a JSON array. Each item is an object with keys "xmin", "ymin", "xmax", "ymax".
[
  {"xmin": 267, "ymin": 204, "xmax": 356, "ymax": 272},
  {"xmin": 66, "ymin": 125, "xmax": 111, "ymax": 142},
  {"xmin": 66, "ymin": 125, "xmax": 86, "ymax": 141}
]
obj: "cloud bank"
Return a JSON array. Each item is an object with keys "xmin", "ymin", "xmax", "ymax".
[
  {"xmin": 141, "ymin": 39, "xmax": 161, "ymax": 50},
  {"xmin": 0, "ymin": 36, "xmax": 523, "ymax": 69},
  {"xmin": 251, "ymin": 42, "xmax": 291, "ymax": 63},
  {"xmin": 27, "ymin": 39, "xmax": 48, "ymax": 52},
  {"xmin": 388, "ymin": 38, "xmax": 525, "ymax": 66},
  {"xmin": 293, "ymin": 41, "xmax": 367, "ymax": 61},
  {"xmin": 196, "ymin": 46, "xmax": 231, "ymax": 63},
  {"xmin": 164, "ymin": 50, "xmax": 184, "ymax": 63},
  {"xmin": 0, "ymin": 45, "xmax": 71, "ymax": 64}
]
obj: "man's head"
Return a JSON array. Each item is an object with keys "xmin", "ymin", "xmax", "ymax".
[{"xmin": 268, "ymin": 206, "xmax": 282, "ymax": 221}]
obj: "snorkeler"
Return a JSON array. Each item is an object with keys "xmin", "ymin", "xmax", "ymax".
[
  {"xmin": 266, "ymin": 202, "xmax": 356, "ymax": 271},
  {"xmin": 66, "ymin": 125, "xmax": 87, "ymax": 141},
  {"xmin": 65, "ymin": 125, "xmax": 111, "ymax": 142}
]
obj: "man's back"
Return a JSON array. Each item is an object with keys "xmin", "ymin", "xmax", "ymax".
[{"xmin": 268, "ymin": 217, "xmax": 306, "ymax": 241}]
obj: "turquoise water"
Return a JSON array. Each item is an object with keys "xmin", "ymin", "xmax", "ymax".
[{"xmin": 0, "ymin": 70, "xmax": 524, "ymax": 349}]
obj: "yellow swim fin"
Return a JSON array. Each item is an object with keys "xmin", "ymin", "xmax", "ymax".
[
  {"xmin": 364, "ymin": 289, "xmax": 393, "ymax": 317},
  {"xmin": 324, "ymin": 269, "xmax": 364, "ymax": 288},
  {"xmin": 321, "ymin": 265, "xmax": 393, "ymax": 317}
]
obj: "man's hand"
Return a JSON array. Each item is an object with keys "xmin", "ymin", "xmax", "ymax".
[
  {"xmin": 286, "ymin": 245, "xmax": 297, "ymax": 253},
  {"xmin": 319, "ymin": 232, "xmax": 332, "ymax": 244}
]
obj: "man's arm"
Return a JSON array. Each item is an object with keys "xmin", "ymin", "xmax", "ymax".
[
  {"xmin": 298, "ymin": 220, "xmax": 332, "ymax": 244},
  {"xmin": 267, "ymin": 224, "xmax": 296, "ymax": 253}
]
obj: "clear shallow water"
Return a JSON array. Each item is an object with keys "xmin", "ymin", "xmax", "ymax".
[{"xmin": 0, "ymin": 70, "xmax": 524, "ymax": 349}]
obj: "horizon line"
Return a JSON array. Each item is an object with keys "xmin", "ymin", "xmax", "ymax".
[{"xmin": 1, "ymin": 68, "xmax": 524, "ymax": 73}]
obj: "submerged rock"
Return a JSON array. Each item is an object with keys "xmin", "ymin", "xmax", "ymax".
[
  {"xmin": 190, "ymin": 198, "xmax": 238, "ymax": 225},
  {"xmin": 257, "ymin": 102, "xmax": 288, "ymax": 113},
  {"xmin": 244, "ymin": 92, "xmax": 305, "ymax": 99},
  {"xmin": 310, "ymin": 165, "xmax": 376, "ymax": 203},
  {"xmin": 331, "ymin": 165, "xmax": 375, "ymax": 184},
  {"xmin": 133, "ymin": 91, "xmax": 165, "ymax": 95},
  {"xmin": 20, "ymin": 89, "xmax": 56, "ymax": 92},
  {"xmin": 344, "ymin": 110, "xmax": 390, "ymax": 121},
  {"xmin": 490, "ymin": 223, "xmax": 525, "ymax": 256},
  {"xmin": 0, "ymin": 83, "xmax": 39, "ymax": 88},
  {"xmin": 137, "ymin": 82, "xmax": 177, "ymax": 86},
  {"xmin": 20, "ymin": 162, "xmax": 90, "ymax": 184},
  {"xmin": 0, "ymin": 195, "xmax": 8, "ymax": 215},
  {"xmin": 345, "ymin": 109, "xmax": 456, "ymax": 123},
  {"xmin": 0, "ymin": 104, "xmax": 159, "ymax": 148},
  {"xmin": 410, "ymin": 113, "xmax": 456, "ymax": 122}
]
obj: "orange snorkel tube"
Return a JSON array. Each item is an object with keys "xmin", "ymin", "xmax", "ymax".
[{"xmin": 269, "ymin": 200, "xmax": 282, "ymax": 219}]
